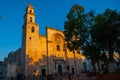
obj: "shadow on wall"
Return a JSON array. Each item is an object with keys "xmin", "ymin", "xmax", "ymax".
[{"xmin": 26, "ymin": 54, "xmax": 83, "ymax": 77}]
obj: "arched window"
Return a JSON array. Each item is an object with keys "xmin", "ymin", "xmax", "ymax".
[
  {"xmin": 30, "ymin": 17, "xmax": 32, "ymax": 22},
  {"xmin": 57, "ymin": 45, "xmax": 60, "ymax": 51},
  {"xmin": 30, "ymin": 10, "xmax": 32, "ymax": 13},
  {"xmin": 31, "ymin": 26, "xmax": 35, "ymax": 32}
]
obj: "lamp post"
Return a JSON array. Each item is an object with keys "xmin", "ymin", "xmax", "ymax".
[
  {"xmin": 64, "ymin": 42, "xmax": 71, "ymax": 80},
  {"xmin": 46, "ymin": 27, "xmax": 49, "ymax": 76}
]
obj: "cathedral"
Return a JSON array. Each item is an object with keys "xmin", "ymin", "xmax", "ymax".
[{"xmin": 4, "ymin": 3, "xmax": 85, "ymax": 79}]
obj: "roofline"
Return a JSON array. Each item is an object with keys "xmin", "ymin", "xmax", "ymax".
[
  {"xmin": 46, "ymin": 26, "xmax": 63, "ymax": 33},
  {"xmin": 39, "ymin": 34, "xmax": 46, "ymax": 37}
]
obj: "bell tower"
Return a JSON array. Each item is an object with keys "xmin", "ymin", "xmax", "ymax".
[
  {"xmin": 24, "ymin": 3, "xmax": 35, "ymax": 23},
  {"xmin": 21, "ymin": 3, "xmax": 40, "ymax": 77}
]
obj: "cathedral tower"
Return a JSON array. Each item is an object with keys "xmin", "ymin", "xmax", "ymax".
[{"xmin": 21, "ymin": 3, "xmax": 40, "ymax": 77}]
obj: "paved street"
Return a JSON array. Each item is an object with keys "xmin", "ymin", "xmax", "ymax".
[
  {"xmin": 55, "ymin": 74, "xmax": 94, "ymax": 80},
  {"xmin": 52, "ymin": 74, "xmax": 95, "ymax": 80}
]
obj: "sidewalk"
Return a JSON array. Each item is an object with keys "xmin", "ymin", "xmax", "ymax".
[{"xmin": 54, "ymin": 73, "xmax": 95, "ymax": 80}]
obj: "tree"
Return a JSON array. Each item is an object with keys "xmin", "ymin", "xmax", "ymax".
[
  {"xmin": 64, "ymin": 4, "xmax": 88, "ymax": 51},
  {"xmin": 64, "ymin": 4, "xmax": 100, "ymax": 73},
  {"xmin": 91, "ymin": 9, "xmax": 120, "ymax": 62},
  {"xmin": 64, "ymin": 4, "xmax": 120, "ymax": 74}
]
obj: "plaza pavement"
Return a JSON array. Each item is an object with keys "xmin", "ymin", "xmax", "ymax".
[{"xmin": 53, "ymin": 73, "xmax": 95, "ymax": 80}]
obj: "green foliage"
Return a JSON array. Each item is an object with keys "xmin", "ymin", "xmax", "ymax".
[
  {"xmin": 64, "ymin": 4, "xmax": 120, "ymax": 63},
  {"xmin": 91, "ymin": 9, "xmax": 120, "ymax": 61},
  {"xmin": 64, "ymin": 4, "xmax": 88, "ymax": 51}
]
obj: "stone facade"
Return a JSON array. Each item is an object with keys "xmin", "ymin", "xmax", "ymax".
[
  {"xmin": 4, "ymin": 49, "xmax": 21, "ymax": 78},
  {"xmin": 4, "ymin": 3, "xmax": 85, "ymax": 78}
]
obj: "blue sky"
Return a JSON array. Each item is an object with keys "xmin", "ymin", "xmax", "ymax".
[{"xmin": 0, "ymin": 0, "xmax": 120, "ymax": 61}]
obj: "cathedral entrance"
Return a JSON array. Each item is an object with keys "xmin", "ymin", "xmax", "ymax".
[
  {"xmin": 72, "ymin": 67, "xmax": 75, "ymax": 74},
  {"xmin": 41, "ymin": 68, "xmax": 46, "ymax": 76},
  {"xmin": 58, "ymin": 65, "xmax": 62, "ymax": 75}
]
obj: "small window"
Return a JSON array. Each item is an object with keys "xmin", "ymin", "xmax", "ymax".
[
  {"xmin": 57, "ymin": 45, "xmax": 60, "ymax": 51},
  {"xmin": 30, "ymin": 10, "xmax": 32, "ymax": 13},
  {"xmin": 30, "ymin": 17, "xmax": 32, "ymax": 22},
  {"xmin": 29, "ymin": 37, "xmax": 32, "ymax": 40},
  {"xmin": 31, "ymin": 27, "xmax": 35, "ymax": 32}
]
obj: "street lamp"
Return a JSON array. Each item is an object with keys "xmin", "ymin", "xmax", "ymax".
[{"xmin": 64, "ymin": 42, "xmax": 71, "ymax": 80}]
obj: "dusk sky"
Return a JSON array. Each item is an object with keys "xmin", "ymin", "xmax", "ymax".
[{"xmin": 0, "ymin": 0, "xmax": 120, "ymax": 61}]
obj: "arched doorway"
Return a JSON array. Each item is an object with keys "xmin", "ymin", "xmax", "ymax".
[
  {"xmin": 83, "ymin": 62, "xmax": 87, "ymax": 72},
  {"xmin": 58, "ymin": 65, "xmax": 62, "ymax": 75},
  {"xmin": 41, "ymin": 68, "xmax": 46, "ymax": 76},
  {"xmin": 72, "ymin": 67, "xmax": 74, "ymax": 74}
]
